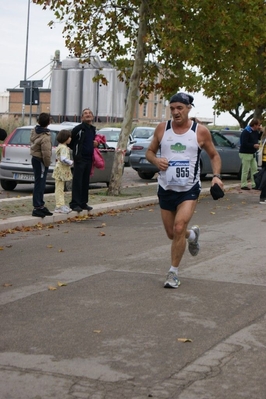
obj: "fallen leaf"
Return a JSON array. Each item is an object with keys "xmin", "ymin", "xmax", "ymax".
[
  {"xmin": 57, "ymin": 282, "xmax": 67, "ymax": 287},
  {"xmin": 177, "ymin": 338, "xmax": 193, "ymax": 343},
  {"xmin": 3, "ymin": 283, "xmax": 12, "ymax": 287},
  {"xmin": 93, "ymin": 330, "xmax": 101, "ymax": 333},
  {"xmin": 0, "ymin": 247, "xmax": 4, "ymax": 250},
  {"xmin": 6, "ymin": 245, "xmax": 12, "ymax": 248},
  {"xmin": 47, "ymin": 245, "xmax": 53, "ymax": 248},
  {"xmin": 210, "ymin": 211, "xmax": 216, "ymax": 215},
  {"xmin": 58, "ymin": 248, "xmax": 64, "ymax": 252},
  {"xmin": 48, "ymin": 286, "xmax": 57, "ymax": 291},
  {"xmin": 99, "ymin": 231, "xmax": 106, "ymax": 236}
]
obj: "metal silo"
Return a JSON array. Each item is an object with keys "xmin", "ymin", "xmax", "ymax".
[
  {"xmin": 62, "ymin": 57, "xmax": 80, "ymax": 69},
  {"xmin": 50, "ymin": 69, "xmax": 67, "ymax": 117},
  {"xmin": 65, "ymin": 69, "xmax": 83, "ymax": 117},
  {"xmin": 98, "ymin": 69, "xmax": 115, "ymax": 121},
  {"xmin": 82, "ymin": 69, "xmax": 98, "ymax": 117},
  {"xmin": 113, "ymin": 70, "xmax": 126, "ymax": 119}
]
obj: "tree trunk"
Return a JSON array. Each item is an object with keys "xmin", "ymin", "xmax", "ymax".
[{"xmin": 107, "ymin": 1, "xmax": 148, "ymax": 196}]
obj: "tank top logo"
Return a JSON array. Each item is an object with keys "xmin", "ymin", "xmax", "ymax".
[{"xmin": 170, "ymin": 142, "xmax": 186, "ymax": 152}]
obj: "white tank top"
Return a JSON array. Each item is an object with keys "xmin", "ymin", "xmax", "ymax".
[{"xmin": 157, "ymin": 120, "xmax": 201, "ymax": 192}]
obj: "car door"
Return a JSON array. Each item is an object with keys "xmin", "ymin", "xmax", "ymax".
[{"xmin": 212, "ymin": 132, "xmax": 241, "ymax": 174}]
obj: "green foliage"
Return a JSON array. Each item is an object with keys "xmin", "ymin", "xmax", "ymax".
[{"xmin": 33, "ymin": 0, "xmax": 266, "ymax": 124}]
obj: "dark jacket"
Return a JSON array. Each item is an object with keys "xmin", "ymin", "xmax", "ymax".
[
  {"xmin": 69, "ymin": 122, "xmax": 96, "ymax": 161},
  {"xmin": 239, "ymin": 127, "xmax": 260, "ymax": 154}
]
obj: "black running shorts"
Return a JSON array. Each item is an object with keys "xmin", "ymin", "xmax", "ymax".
[{"xmin": 157, "ymin": 182, "xmax": 201, "ymax": 211}]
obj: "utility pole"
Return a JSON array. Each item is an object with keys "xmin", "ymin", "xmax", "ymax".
[{"xmin": 22, "ymin": 0, "xmax": 31, "ymax": 125}]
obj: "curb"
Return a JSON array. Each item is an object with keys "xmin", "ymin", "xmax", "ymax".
[{"xmin": 0, "ymin": 184, "xmax": 239, "ymax": 232}]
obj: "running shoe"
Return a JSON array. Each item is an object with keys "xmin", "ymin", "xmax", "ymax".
[
  {"xmin": 164, "ymin": 271, "xmax": 181, "ymax": 288},
  {"xmin": 188, "ymin": 225, "xmax": 200, "ymax": 256}
]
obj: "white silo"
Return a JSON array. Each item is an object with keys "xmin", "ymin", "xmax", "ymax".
[
  {"xmin": 98, "ymin": 68, "xmax": 115, "ymax": 121},
  {"xmin": 65, "ymin": 69, "xmax": 83, "ymax": 118},
  {"xmin": 82, "ymin": 69, "xmax": 98, "ymax": 116},
  {"xmin": 50, "ymin": 69, "xmax": 67, "ymax": 118},
  {"xmin": 113, "ymin": 70, "xmax": 127, "ymax": 119}
]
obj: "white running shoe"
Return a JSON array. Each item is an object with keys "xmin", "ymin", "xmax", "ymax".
[
  {"xmin": 164, "ymin": 271, "xmax": 181, "ymax": 288},
  {"xmin": 188, "ymin": 225, "xmax": 200, "ymax": 256}
]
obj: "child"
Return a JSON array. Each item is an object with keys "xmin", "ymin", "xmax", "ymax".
[{"xmin": 52, "ymin": 129, "xmax": 73, "ymax": 213}]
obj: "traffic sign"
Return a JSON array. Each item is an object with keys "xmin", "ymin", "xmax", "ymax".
[{"xmin": 20, "ymin": 80, "xmax": 43, "ymax": 88}]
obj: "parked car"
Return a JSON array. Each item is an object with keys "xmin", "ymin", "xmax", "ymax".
[
  {"xmin": 131, "ymin": 126, "xmax": 155, "ymax": 141},
  {"xmin": 219, "ymin": 130, "xmax": 242, "ymax": 147},
  {"xmin": 129, "ymin": 131, "xmax": 242, "ymax": 180},
  {"xmin": 97, "ymin": 127, "xmax": 134, "ymax": 166},
  {"xmin": 0, "ymin": 123, "xmax": 115, "ymax": 191}
]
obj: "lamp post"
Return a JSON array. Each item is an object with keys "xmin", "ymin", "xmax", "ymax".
[{"xmin": 22, "ymin": 0, "xmax": 31, "ymax": 125}]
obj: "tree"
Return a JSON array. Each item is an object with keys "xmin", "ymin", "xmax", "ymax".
[
  {"xmin": 33, "ymin": 0, "xmax": 202, "ymax": 194},
  {"xmin": 33, "ymin": 0, "xmax": 266, "ymax": 192},
  {"xmin": 184, "ymin": 0, "xmax": 266, "ymax": 127}
]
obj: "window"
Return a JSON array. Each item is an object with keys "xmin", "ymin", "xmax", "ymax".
[
  {"xmin": 143, "ymin": 102, "xmax": 148, "ymax": 117},
  {"xmin": 153, "ymin": 103, "xmax": 157, "ymax": 118}
]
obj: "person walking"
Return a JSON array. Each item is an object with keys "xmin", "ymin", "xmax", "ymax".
[
  {"xmin": 30, "ymin": 113, "xmax": 53, "ymax": 218},
  {"xmin": 256, "ymin": 127, "xmax": 266, "ymax": 204},
  {"xmin": 52, "ymin": 129, "xmax": 73, "ymax": 214},
  {"xmin": 239, "ymin": 119, "xmax": 261, "ymax": 190},
  {"xmin": 146, "ymin": 92, "xmax": 223, "ymax": 289},
  {"xmin": 69, "ymin": 108, "xmax": 98, "ymax": 212}
]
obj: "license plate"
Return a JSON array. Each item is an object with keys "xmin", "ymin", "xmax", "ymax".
[
  {"xmin": 13, "ymin": 173, "xmax": 35, "ymax": 181},
  {"xmin": 140, "ymin": 159, "xmax": 150, "ymax": 164}
]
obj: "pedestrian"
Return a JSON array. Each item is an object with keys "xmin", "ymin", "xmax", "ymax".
[
  {"xmin": 146, "ymin": 92, "xmax": 223, "ymax": 289},
  {"xmin": 69, "ymin": 108, "xmax": 98, "ymax": 212},
  {"xmin": 257, "ymin": 127, "xmax": 266, "ymax": 204},
  {"xmin": 30, "ymin": 113, "xmax": 53, "ymax": 217},
  {"xmin": 0, "ymin": 128, "xmax": 7, "ymax": 141},
  {"xmin": 239, "ymin": 119, "xmax": 261, "ymax": 190},
  {"xmin": 52, "ymin": 129, "xmax": 73, "ymax": 214}
]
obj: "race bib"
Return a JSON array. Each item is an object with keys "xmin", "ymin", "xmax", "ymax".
[{"xmin": 166, "ymin": 160, "xmax": 190, "ymax": 186}]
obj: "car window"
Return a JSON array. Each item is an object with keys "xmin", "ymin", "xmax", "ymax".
[
  {"xmin": 9, "ymin": 128, "xmax": 32, "ymax": 145},
  {"xmin": 133, "ymin": 128, "xmax": 155, "ymax": 139},
  {"xmin": 212, "ymin": 132, "xmax": 232, "ymax": 147},
  {"xmin": 100, "ymin": 130, "xmax": 120, "ymax": 141},
  {"xmin": 8, "ymin": 128, "xmax": 62, "ymax": 147},
  {"xmin": 223, "ymin": 134, "xmax": 239, "ymax": 145}
]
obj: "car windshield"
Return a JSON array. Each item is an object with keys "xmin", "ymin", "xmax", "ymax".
[
  {"xmin": 8, "ymin": 128, "xmax": 59, "ymax": 146},
  {"xmin": 132, "ymin": 128, "xmax": 155, "ymax": 139},
  {"xmin": 211, "ymin": 132, "xmax": 233, "ymax": 147},
  {"xmin": 223, "ymin": 134, "xmax": 240, "ymax": 145},
  {"xmin": 100, "ymin": 130, "xmax": 120, "ymax": 142}
]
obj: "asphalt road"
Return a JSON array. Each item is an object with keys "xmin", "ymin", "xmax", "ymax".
[
  {"xmin": 0, "ymin": 166, "xmax": 240, "ymax": 199},
  {"xmin": 0, "ymin": 188, "xmax": 265, "ymax": 398}
]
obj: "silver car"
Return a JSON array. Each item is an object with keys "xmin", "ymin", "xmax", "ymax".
[
  {"xmin": 0, "ymin": 124, "xmax": 115, "ymax": 191},
  {"xmin": 129, "ymin": 130, "xmax": 242, "ymax": 180},
  {"xmin": 97, "ymin": 127, "xmax": 135, "ymax": 166}
]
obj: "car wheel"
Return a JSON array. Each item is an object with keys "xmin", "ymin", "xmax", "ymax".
[
  {"xmin": 0, "ymin": 180, "xmax": 17, "ymax": 191},
  {"xmin": 137, "ymin": 171, "xmax": 155, "ymax": 179}
]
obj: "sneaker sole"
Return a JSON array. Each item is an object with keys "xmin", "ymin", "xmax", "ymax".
[{"xmin": 164, "ymin": 281, "xmax": 181, "ymax": 289}]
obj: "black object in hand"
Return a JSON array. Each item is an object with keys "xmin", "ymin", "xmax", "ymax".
[{"xmin": 210, "ymin": 183, "xmax": 224, "ymax": 200}]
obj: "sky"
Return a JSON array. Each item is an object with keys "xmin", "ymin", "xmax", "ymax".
[{"xmin": 0, "ymin": 0, "xmax": 238, "ymax": 127}]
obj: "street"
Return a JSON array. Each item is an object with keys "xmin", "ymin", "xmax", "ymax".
[
  {"xmin": 0, "ymin": 189, "xmax": 266, "ymax": 398},
  {"xmin": 0, "ymin": 166, "xmax": 240, "ymax": 199}
]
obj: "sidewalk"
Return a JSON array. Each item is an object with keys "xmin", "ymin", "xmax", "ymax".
[{"xmin": 0, "ymin": 182, "xmax": 240, "ymax": 231}]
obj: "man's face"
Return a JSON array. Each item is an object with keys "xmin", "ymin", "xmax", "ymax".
[
  {"xmin": 170, "ymin": 102, "xmax": 190, "ymax": 125},
  {"xmin": 82, "ymin": 109, "xmax": 94, "ymax": 124}
]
